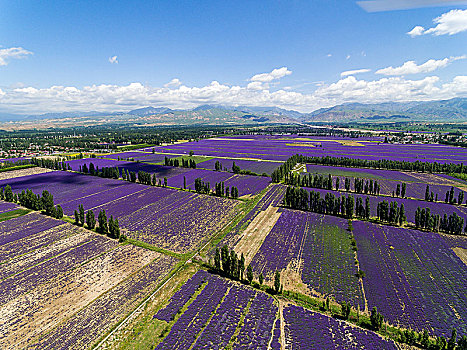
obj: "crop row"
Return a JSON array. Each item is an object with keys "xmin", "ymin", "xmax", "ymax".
[
  {"xmin": 0, "ymin": 212, "xmax": 62, "ymax": 246},
  {"xmin": 155, "ymin": 271, "xmax": 277, "ymax": 350},
  {"xmin": 284, "ymin": 304, "xmax": 398, "ymax": 349},
  {"xmin": 250, "ymin": 208, "xmax": 365, "ymax": 310},
  {"xmin": 353, "ymin": 220, "xmax": 467, "ymax": 337},
  {"xmin": 29, "ymin": 254, "xmax": 177, "ymax": 349}
]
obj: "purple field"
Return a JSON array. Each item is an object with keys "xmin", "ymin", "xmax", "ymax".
[
  {"xmin": 139, "ymin": 135, "xmax": 467, "ymax": 164},
  {"xmin": 0, "ymin": 212, "xmax": 62, "ymax": 246},
  {"xmin": 197, "ymin": 158, "xmax": 281, "ymax": 175},
  {"xmin": 0, "ymin": 201, "xmax": 19, "ymax": 214},
  {"xmin": 168, "ymin": 168, "xmax": 271, "ymax": 196},
  {"xmin": 284, "ymin": 304, "xmax": 398, "ymax": 349},
  {"xmin": 155, "ymin": 270, "xmax": 276, "ymax": 350},
  {"xmin": 0, "ymin": 171, "xmax": 240, "ymax": 254},
  {"xmin": 305, "ymin": 164, "xmax": 467, "ymax": 201},
  {"xmin": 217, "ymin": 184, "xmax": 286, "ymax": 249},
  {"xmin": 100, "ymin": 151, "xmax": 151, "ymax": 159},
  {"xmin": 66, "ymin": 158, "xmax": 190, "ymax": 178},
  {"xmin": 353, "ymin": 220, "xmax": 467, "ymax": 337},
  {"xmin": 250, "ymin": 209, "xmax": 365, "ymax": 309}
]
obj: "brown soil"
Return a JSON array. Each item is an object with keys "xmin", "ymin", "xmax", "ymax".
[
  {"xmin": 0, "ymin": 167, "xmax": 54, "ymax": 181},
  {"xmin": 453, "ymin": 247, "xmax": 467, "ymax": 266},
  {"xmin": 0, "ymin": 244, "xmax": 159, "ymax": 349},
  {"xmin": 233, "ymin": 206, "xmax": 282, "ymax": 266}
]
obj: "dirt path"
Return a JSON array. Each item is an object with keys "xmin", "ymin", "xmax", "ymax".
[
  {"xmin": 453, "ymin": 247, "xmax": 467, "ymax": 266},
  {"xmin": 233, "ymin": 206, "xmax": 282, "ymax": 266}
]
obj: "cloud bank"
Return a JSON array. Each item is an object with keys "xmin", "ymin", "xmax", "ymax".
[
  {"xmin": 341, "ymin": 69, "xmax": 371, "ymax": 77},
  {"xmin": 376, "ymin": 56, "xmax": 466, "ymax": 75},
  {"xmin": 408, "ymin": 9, "xmax": 467, "ymax": 36},
  {"xmin": 1, "ymin": 72, "xmax": 466, "ymax": 115},
  {"xmin": 0, "ymin": 47, "xmax": 33, "ymax": 66}
]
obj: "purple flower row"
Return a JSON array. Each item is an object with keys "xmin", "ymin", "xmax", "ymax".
[
  {"xmin": 155, "ymin": 274, "xmax": 230, "ymax": 350},
  {"xmin": 0, "ymin": 234, "xmax": 116, "ymax": 305},
  {"xmin": 154, "ymin": 270, "xmax": 210, "ymax": 322},
  {"xmin": 197, "ymin": 158, "xmax": 281, "ymax": 175},
  {"xmin": 283, "ymin": 304, "xmax": 398, "ymax": 349},
  {"xmin": 0, "ymin": 212, "xmax": 62, "ymax": 246},
  {"xmin": 32, "ymin": 255, "xmax": 177, "ymax": 349},
  {"xmin": 353, "ymin": 220, "xmax": 467, "ymax": 337},
  {"xmin": 250, "ymin": 209, "xmax": 365, "ymax": 310}
]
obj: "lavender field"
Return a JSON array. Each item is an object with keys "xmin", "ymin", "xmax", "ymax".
[
  {"xmin": 141, "ymin": 135, "xmax": 467, "ymax": 164},
  {"xmin": 0, "ymin": 210, "xmax": 177, "ymax": 349},
  {"xmin": 1, "ymin": 133, "xmax": 466, "ymax": 349},
  {"xmin": 353, "ymin": 220, "xmax": 467, "ymax": 337},
  {"xmin": 250, "ymin": 209, "xmax": 365, "ymax": 309}
]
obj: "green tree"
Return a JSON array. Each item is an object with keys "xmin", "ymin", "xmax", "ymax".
[
  {"xmin": 420, "ymin": 329, "xmax": 430, "ymax": 348},
  {"xmin": 55, "ymin": 205, "xmax": 63, "ymax": 219},
  {"xmin": 86, "ymin": 210, "xmax": 96, "ymax": 229},
  {"xmin": 108, "ymin": 215, "xmax": 120, "ymax": 239},
  {"xmin": 246, "ymin": 265, "xmax": 253, "ymax": 284},
  {"xmin": 78, "ymin": 204, "xmax": 85, "ymax": 226},
  {"xmin": 259, "ymin": 273, "xmax": 264, "ymax": 285},
  {"xmin": 340, "ymin": 301, "xmax": 351, "ymax": 320},
  {"xmin": 98, "ymin": 210, "xmax": 109, "ymax": 235},
  {"xmin": 274, "ymin": 270, "xmax": 281, "ymax": 294},
  {"xmin": 458, "ymin": 335, "xmax": 467, "ymax": 350},
  {"xmin": 41, "ymin": 190, "xmax": 56, "ymax": 217},
  {"xmin": 214, "ymin": 248, "xmax": 221, "ymax": 271},
  {"xmin": 448, "ymin": 329, "xmax": 457, "ymax": 350},
  {"xmin": 74, "ymin": 210, "xmax": 80, "ymax": 225},
  {"xmin": 239, "ymin": 253, "xmax": 245, "ymax": 281},
  {"xmin": 370, "ymin": 307, "xmax": 384, "ymax": 331},
  {"xmin": 4, "ymin": 185, "xmax": 14, "ymax": 202}
]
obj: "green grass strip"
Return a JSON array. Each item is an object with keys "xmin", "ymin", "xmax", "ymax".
[{"xmin": 0, "ymin": 208, "xmax": 31, "ymax": 222}]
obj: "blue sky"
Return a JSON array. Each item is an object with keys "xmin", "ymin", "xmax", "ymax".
[{"xmin": 0, "ymin": 0, "xmax": 466, "ymax": 114}]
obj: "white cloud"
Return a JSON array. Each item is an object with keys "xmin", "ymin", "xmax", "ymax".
[
  {"xmin": 341, "ymin": 68, "xmax": 371, "ymax": 77},
  {"xmin": 164, "ymin": 78, "xmax": 182, "ymax": 88},
  {"xmin": 407, "ymin": 25, "xmax": 426, "ymax": 37},
  {"xmin": 358, "ymin": 0, "xmax": 467, "ymax": 12},
  {"xmin": 0, "ymin": 73, "xmax": 466, "ymax": 115},
  {"xmin": 376, "ymin": 56, "xmax": 466, "ymax": 75},
  {"xmin": 408, "ymin": 9, "xmax": 467, "ymax": 37},
  {"xmin": 108, "ymin": 56, "xmax": 118, "ymax": 64},
  {"xmin": 0, "ymin": 47, "xmax": 33, "ymax": 66},
  {"xmin": 250, "ymin": 67, "xmax": 292, "ymax": 83}
]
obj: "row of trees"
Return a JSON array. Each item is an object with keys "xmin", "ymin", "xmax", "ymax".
[
  {"xmin": 399, "ymin": 328, "xmax": 466, "ymax": 350},
  {"xmin": 271, "ymin": 154, "xmax": 467, "ymax": 183},
  {"xmin": 283, "ymin": 187, "xmax": 357, "ymax": 219},
  {"xmin": 376, "ymin": 201, "xmax": 406, "ymax": 225},
  {"xmin": 1, "ymin": 186, "xmax": 64, "ymax": 219},
  {"xmin": 164, "ymin": 156, "xmax": 197, "ymax": 169},
  {"xmin": 213, "ymin": 245, "xmax": 282, "ymax": 293},
  {"xmin": 284, "ymin": 172, "xmax": 383, "ymax": 196},
  {"xmin": 31, "ymin": 157, "xmax": 71, "ymax": 171},
  {"xmin": 74, "ymin": 205, "xmax": 123, "ymax": 240},
  {"xmin": 415, "ymin": 208, "xmax": 465, "ymax": 235},
  {"xmin": 283, "ymin": 186, "xmax": 466, "ymax": 235},
  {"xmin": 194, "ymin": 178, "xmax": 239, "ymax": 198}
]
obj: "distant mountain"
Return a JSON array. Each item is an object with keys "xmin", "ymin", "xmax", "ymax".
[
  {"xmin": 127, "ymin": 106, "xmax": 174, "ymax": 116},
  {"xmin": 232, "ymin": 106, "xmax": 303, "ymax": 119},
  {"xmin": 1, "ymin": 98, "xmax": 466, "ymax": 130},
  {"xmin": 302, "ymin": 98, "xmax": 467, "ymax": 123}
]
